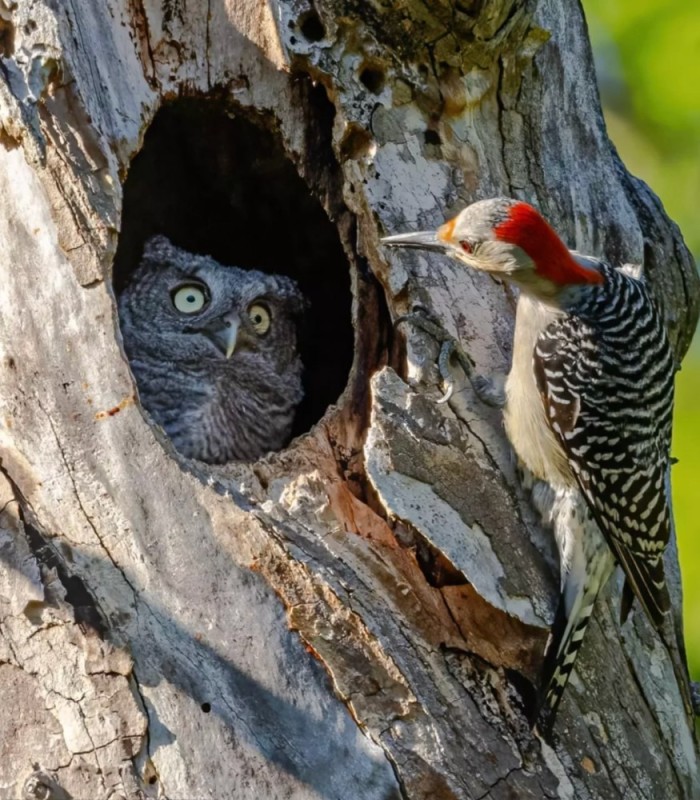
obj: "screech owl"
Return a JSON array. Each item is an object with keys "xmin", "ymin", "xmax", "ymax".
[{"xmin": 118, "ymin": 235, "xmax": 306, "ymax": 464}]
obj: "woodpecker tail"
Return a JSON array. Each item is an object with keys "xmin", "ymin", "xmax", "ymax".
[{"xmin": 534, "ymin": 546, "xmax": 615, "ymax": 738}]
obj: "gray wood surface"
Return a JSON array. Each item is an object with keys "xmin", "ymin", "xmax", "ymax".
[{"xmin": 0, "ymin": 1, "xmax": 697, "ymax": 798}]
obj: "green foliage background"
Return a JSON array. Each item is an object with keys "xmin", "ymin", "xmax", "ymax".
[{"xmin": 583, "ymin": 0, "xmax": 700, "ymax": 678}]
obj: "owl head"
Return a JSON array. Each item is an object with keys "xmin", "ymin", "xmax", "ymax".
[{"xmin": 118, "ymin": 235, "xmax": 306, "ymax": 371}]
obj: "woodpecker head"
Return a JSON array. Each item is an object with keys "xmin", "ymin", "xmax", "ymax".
[{"xmin": 382, "ymin": 198, "xmax": 604, "ymax": 300}]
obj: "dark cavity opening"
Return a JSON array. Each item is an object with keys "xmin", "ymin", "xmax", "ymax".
[
  {"xmin": 359, "ymin": 65, "xmax": 385, "ymax": 95},
  {"xmin": 298, "ymin": 10, "xmax": 325, "ymax": 41},
  {"xmin": 114, "ymin": 99, "xmax": 354, "ymax": 442}
]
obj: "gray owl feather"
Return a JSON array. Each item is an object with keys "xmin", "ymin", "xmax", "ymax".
[{"xmin": 118, "ymin": 236, "xmax": 306, "ymax": 463}]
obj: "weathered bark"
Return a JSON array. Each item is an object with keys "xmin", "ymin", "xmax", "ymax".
[{"xmin": 0, "ymin": 1, "xmax": 698, "ymax": 798}]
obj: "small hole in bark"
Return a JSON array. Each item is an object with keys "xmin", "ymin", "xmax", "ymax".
[
  {"xmin": 359, "ymin": 64, "xmax": 385, "ymax": 95},
  {"xmin": 23, "ymin": 600, "xmax": 46, "ymax": 625},
  {"xmin": 201, "ymin": 702, "xmax": 211, "ymax": 713},
  {"xmin": 114, "ymin": 97, "xmax": 356, "ymax": 464},
  {"xmin": 424, "ymin": 129, "xmax": 441, "ymax": 146},
  {"xmin": 0, "ymin": 129, "xmax": 20, "ymax": 151},
  {"xmin": 0, "ymin": 18, "xmax": 14, "ymax": 57},
  {"xmin": 299, "ymin": 10, "xmax": 325, "ymax": 41},
  {"xmin": 339, "ymin": 124, "xmax": 373, "ymax": 161},
  {"xmin": 148, "ymin": 776, "xmax": 157, "ymax": 785}
]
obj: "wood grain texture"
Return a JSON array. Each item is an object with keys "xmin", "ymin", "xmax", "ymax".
[{"xmin": 0, "ymin": 0, "xmax": 697, "ymax": 798}]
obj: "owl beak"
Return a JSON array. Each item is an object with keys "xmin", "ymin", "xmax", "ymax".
[
  {"xmin": 204, "ymin": 312, "xmax": 240, "ymax": 359},
  {"xmin": 381, "ymin": 230, "xmax": 447, "ymax": 253}
]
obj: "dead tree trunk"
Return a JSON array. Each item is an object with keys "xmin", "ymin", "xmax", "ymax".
[{"xmin": 0, "ymin": 1, "xmax": 697, "ymax": 798}]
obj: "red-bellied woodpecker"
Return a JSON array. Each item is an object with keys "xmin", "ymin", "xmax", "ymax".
[{"xmin": 382, "ymin": 197, "xmax": 689, "ymax": 734}]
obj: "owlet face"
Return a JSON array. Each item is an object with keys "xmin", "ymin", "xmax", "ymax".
[
  {"xmin": 119, "ymin": 235, "xmax": 305, "ymax": 371},
  {"xmin": 118, "ymin": 236, "xmax": 307, "ymax": 464}
]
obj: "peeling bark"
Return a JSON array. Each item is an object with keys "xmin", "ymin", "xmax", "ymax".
[{"xmin": 0, "ymin": 1, "xmax": 697, "ymax": 798}]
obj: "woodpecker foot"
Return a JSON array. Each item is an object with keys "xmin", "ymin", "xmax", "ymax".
[
  {"xmin": 470, "ymin": 373, "xmax": 505, "ymax": 408},
  {"xmin": 394, "ymin": 306, "xmax": 467, "ymax": 359},
  {"xmin": 436, "ymin": 337, "xmax": 473, "ymax": 403},
  {"xmin": 395, "ymin": 306, "xmax": 502, "ymax": 406}
]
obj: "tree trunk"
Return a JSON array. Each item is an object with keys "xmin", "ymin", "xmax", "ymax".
[{"xmin": 0, "ymin": 1, "xmax": 697, "ymax": 798}]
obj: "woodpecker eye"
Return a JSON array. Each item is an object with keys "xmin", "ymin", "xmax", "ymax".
[
  {"xmin": 247, "ymin": 303, "xmax": 271, "ymax": 335},
  {"xmin": 172, "ymin": 283, "xmax": 209, "ymax": 314},
  {"xmin": 459, "ymin": 240, "xmax": 473, "ymax": 254}
]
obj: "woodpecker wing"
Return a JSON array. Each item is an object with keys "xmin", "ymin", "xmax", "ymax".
[{"xmin": 533, "ymin": 264, "xmax": 675, "ymax": 631}]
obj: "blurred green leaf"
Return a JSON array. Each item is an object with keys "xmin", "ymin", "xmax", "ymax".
[
  {"xmin": 585, "ymin": 0, "xmax": 700, "ymax": 255},
  {"xmin": 673, "ymin": 359, "xmax": 700, "ymax": 679}
]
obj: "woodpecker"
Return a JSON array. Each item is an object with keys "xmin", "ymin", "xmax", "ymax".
[{"xmin": 382, "ymin": 198, "xmax": 686, "ymax": 733}]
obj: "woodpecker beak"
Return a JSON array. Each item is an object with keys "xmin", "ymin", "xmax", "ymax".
[
  {"xmin": 204, "ymin": 311, "xmax": 240, "ymax": 359},
  {"xmin": 381, "ymin": 230, "xmax": 447, "ymax": 253}
]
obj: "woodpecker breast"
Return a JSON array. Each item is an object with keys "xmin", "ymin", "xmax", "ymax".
[{"xmin": 504, "ymin": 292, "xmax": 574, "ymax": 488}]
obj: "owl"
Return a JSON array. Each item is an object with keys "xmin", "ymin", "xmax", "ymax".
[{"xmin": 118, "ymin": 235, "xmax": 306, "ymax": 464}]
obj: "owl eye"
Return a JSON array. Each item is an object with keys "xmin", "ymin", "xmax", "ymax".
[
  {"xmin": 172, "ymin": 284, "xmax": 209, "ymax": 314},
  {"xmin": 247, "ymin": 303, "xmax": 271, "ymax": 335}
]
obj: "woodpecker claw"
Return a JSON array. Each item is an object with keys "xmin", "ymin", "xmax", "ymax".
[
  {"xmin": 437, "ymin": 339, "xmax": 466, "ymax": 403},
  {"xmin": 436, "ymin": 381, "xmax": 454, "ymax": 405},
  {"xmin": 394, "ymin": 306, "xmax": 500, "ymax": 406}
]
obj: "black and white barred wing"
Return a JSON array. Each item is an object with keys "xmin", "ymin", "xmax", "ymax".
[{"xmin": 533, "ymin": 281, "xmax": 675, "ymax": 630}]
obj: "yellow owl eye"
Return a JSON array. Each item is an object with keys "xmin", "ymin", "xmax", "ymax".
[
  {"xmin": 172, "ymin": 284, "xmax": 208, "ymax": 314},
  {"xmin": 248, "ymin": 303, "xmax": 271, "ymax": 335}
]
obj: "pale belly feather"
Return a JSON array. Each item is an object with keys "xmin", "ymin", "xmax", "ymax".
[{"xmin": 503, "ymin": 294, "xmax": 574, "ymax": 488}]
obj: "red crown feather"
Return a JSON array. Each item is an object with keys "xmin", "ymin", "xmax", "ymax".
[{"xmin": 494, "ymin": 203, "xmax": 604, "ymax": 286}]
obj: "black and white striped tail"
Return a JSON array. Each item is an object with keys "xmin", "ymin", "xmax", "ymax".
[{"xmin": 534, "ymin": 547, "xmax": 614, "ymax": 737}]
